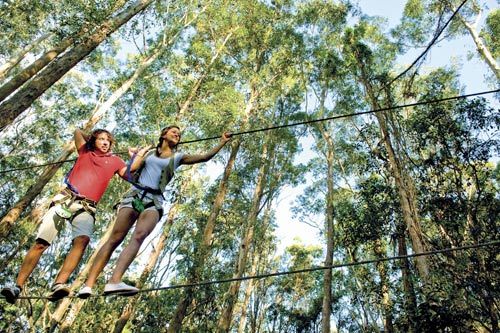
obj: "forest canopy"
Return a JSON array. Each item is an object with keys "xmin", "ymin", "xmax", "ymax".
[{"xmin": 0, "ymin": 0, "xmax": 498, "ymax": 332}]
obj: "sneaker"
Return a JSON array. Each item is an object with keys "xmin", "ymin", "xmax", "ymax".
[
  {"xmin": 103, "ymin": 282, "xmax": 139, "ymax": 296},
  {"xmin": 48, "ymin": 283, "xmax": 70, "ymax": 302},
  {"xmin": 76, "ymin": 285, "xmax": 93, "ymax": 299},
  {"xmin": 1, "ymin": 285, "xmax": 21, "ymax": 304}
]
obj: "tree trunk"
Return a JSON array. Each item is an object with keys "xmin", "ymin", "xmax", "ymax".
[
  {"xmin": 314, "ymin": 83, "xmax": 336, "ymax": 333},
  {"xmin": 167, "ymin": 140, "xmax": 240, "ymax": 333},
  {"xmin": 398, "ymin": 229, "xmax": 417, "ymax": 333},
  {"xmin": 0, "ymin": 36, "xmax": 166, "ymax": 237},
  {"xmin": 346, "ymin": 248, "xmax": 372, "ymax": 329},
  {"xmin": 0, "ymin": 0, "xmax": 129, "ymax": 102},
  {"xmin": 176, "ymin": 29, "xmax": 235, "ymax": 120},
  {"xmin": 354, "ymin": 53, "xmax": 430, "ymax": 280},
  {"xmin": 0, "ymin": 0, "xmax": 154, "ymax": 131},
  {"xmin": 0, "ymin": 32, "xmax": 52, "ymax": 81},
  {"xmin": 237, "ymin": 251, "xmax": 259, "ymax": 333},
  {"xmin": 376, "ymin": 110, "xmax": 429, "ymax": 279},
  {"xmin": 168, "ymin": 83, "xmax": 259, "ymax": 333},
  {"xmin": 0, "ymin": 35, "xmax": 72, "ymax": 103},
  {"xmin": 217, "ymin": 136, "xmax": 271, "ymax": 332},
  {"xmin": 0, "ymin": 198, "xmax": 50, "ymax": 269},
  {"xmin": 446, "ymin": 2, "xmax": 500, "ymax": 80},
  {"xmin": 0, "ymin": 147, "xmax": 74, "ymax": 237},
  {"xmin": 237, "ymin": 204, "xmax": 272, "ymax": 333},
  {"xmin": 459, "ymin": 15, "xmax": 500, "ymax": 80},
  {"xmin": 373, "ymin": 239, "xmax": 394, "ymax": 333},
  {"xmin": 320, "ymin": 129, "xmax": 335, "ymax": 333}
]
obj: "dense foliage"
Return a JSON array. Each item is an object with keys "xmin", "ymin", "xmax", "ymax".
[{"xmin": 0, "ymin": 0, "xmax": 498, "ymax": 332}]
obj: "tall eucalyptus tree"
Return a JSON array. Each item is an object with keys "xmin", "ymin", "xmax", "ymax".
[{"xmin": 0, "ymin": 0, "xmax": 155, "ymax": 131}]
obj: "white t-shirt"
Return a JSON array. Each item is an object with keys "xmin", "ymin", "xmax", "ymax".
[{"xmin": 132, "ymin": 152, "xmax": 185, "ymax": 201}]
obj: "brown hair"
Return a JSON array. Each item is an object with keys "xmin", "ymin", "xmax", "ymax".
[
  {"xmin": 86, "ymin": 129, "xmax": 115, "ymax": 151},
  {"xmin": 156, "ymin": 125, "xmax": 181, "ymax": 156}
]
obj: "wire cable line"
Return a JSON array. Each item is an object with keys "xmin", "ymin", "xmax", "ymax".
[
  {"xmin": 0, "ymin": 88, "xmax": 497, "ymax": 175},
  {"xmin": 0, "ymin": 0, "xmax": 479, "ymax": 175},
  {"xmin": 179, "ymin": 89, "xmax": 499, "ymax": 144},
  {"xmin": 0, "ymin": 158, "xmax": 77, "ymax": 175},
  {"xmin": 5, "ymin": 239, "xmax": 498, "ymax": 301},
  {"xmin": 138, "ymin": 239, "xmax": 499, "ymax": 293},
  {"xmin": 384, "ymin": 0, "xmax": 469, "ymax": 88}
]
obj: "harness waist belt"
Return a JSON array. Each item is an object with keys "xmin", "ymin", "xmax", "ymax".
[{"xmin": 62, "ymin": 187, "xmax": 97, "ymax": 206}]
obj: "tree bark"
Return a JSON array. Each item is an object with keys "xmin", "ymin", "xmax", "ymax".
[
  {"xmin": 217, "ymin": 136, "xmax": 272, "ymax": 332},
  {"xmin": 0, "ymin": 0, "xmax": 129, "ymax": 94},
  {"xmin": 446, "ymin": 1, "xmax": 500, "ymax": 80},
  {"xmin": 0, "ymin": 33, "xmax": 52, "ymax": 81},
  {"xmin": 320, "ymin": 126, "xmax": 335, "ymax": 333},
  {"xmin": 0, "ymin": 36, "xmax": 73, "ymax": 104},
  {"xmin": 354, "ymin": 51, "xmax": 430, "ymax": 280},
  {"xmin": 0, "ymin": 0, "xmax": 154, "ymax": 131},
  {"xmin": 167, "ymin": 140, "xmax": 240, "ymax": 333},
  {"xmin": 175, "ymin": 29, "xmax": 235, "ymax": 120},
  {"xmin": 237, "ymin": 250, "xmax": 259, "ymax": 333},
  {"xmin": 238, "ymin": 204, "xmax": 272, "ymax": 333},
  {"xmin": 313, "ymin": 83, "xmax": 336, "ymax": 333},
  {"xmin": 0, "ymin": 146, "xmax": 74, "ymax": 237},
  {"xmin": 0, "ymin": 197, "xmax": 49, "ymax": 269},
  {"xmin": 375, "ymin": 109, "xmax": 429, "ymax": 279},
  {"xmin": 373, "ymin": 239, "xmax": 394, "ymax": 333},
  {"xmin": 168, "ymin": 82, "xmax": 259, "ymax": 333},
  {"xmin": 398, "ymin": 230, "xmax": 417, "ymax": 333}
]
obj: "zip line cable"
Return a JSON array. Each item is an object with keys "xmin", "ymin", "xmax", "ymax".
[
  {"xmin": 179, "ymin": 89, "xmax": 499, "ymax": 144},
  {"xmin": 139, "ymin": 240, "xmax": 500, "ymax": 293},
  {"xmin": 0, "ymin": 88, "xmax": 497, "ymax": 175},
  {"xmin": 5, "ymin": 239, "xmax": 499, "ymax": 301},
  {"xmin": 383, "ymin": 0, "xmax": 469, "ymax": 88},
  {"xmin": 1, "ymin": 0, "xmax": 494, "ymax": 307},
  {"xmin": 0, "ymin": 158, "xmax": 77, "ymax": 174}
]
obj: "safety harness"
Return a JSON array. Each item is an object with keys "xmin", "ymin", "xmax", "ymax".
[
  {"xmin": 52, "ymin": 188, "xmax": 97, "ymax": 219},
  {"xmin": 124, "ymin": 149, "xmax": 176, "ymax": 213}
]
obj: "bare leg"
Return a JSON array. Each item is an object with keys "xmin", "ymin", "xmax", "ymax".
[
  {"xmin": 16, "ymin": 239, "xmax": 50, "ymax": 287},
  {"xmin": 84, "ymin": 208, "xmax": 138, "ymax": 288},
  {"xmin": 53, "ymin": 235, "xmax": 90, "ymax": 284},
  {"xmin": 108, "ymin": 209, "xmax": 159, "ymax": 284}
]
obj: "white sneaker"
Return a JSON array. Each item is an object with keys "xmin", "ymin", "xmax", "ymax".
[
  {"xmin": 103, "ymin": 282, "xmax": 139, "ymax": 296},
  {"xmin": 77, "ymin": 286, "xmax": 93, "ymax": 299}
]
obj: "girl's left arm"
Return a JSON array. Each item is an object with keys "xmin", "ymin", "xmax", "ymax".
[{"xmin": 181, "ymin": 132, "xmax": 231, "ymax": 165}]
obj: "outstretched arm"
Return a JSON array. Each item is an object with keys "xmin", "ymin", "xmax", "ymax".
[
  {"xmin": 181, "ymin": 132, "xmax": 231, "ymax": 165},
  {"xmin": 74, "ymin": 128, "xmax": 89, "ymax": 151}
]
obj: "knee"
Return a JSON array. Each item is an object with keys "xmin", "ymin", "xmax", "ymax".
[
  {"xmin": 107, "ymin": 234, "xmax": 126, "ymax": 248},
  {"xmin": 131, "ymin": 229, "xmax": 151, "ymax": 244}
]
